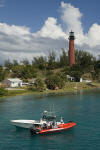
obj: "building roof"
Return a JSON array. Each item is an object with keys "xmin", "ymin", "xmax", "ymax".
[{"xmin": 7, "ymin": 78, "xmax": 22, "ymax": 82}]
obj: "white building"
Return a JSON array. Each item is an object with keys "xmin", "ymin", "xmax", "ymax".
[
  {"xmin": 80, "ymin": 78, "xmax": 83, "ymax": 83},
  {"xmin": 67, "ymin": 75, "xmax": 75, "ymax": 82},
  {"xmin": 3, "ymin": 78, "xmax": 22, "ymax": 88},
  {"xmin": 85, "ymin": 80, "xmax": 92, "ymax": 83}
]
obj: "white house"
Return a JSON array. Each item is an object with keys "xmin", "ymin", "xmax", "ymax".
[
  {"xmin": 67, "ymin": 75, "xmax": 75, "ymax": 82},
  {"xmin": 3, "ymin": 78, "xmax": 22, "ymax": 88},
  {"xmin": 84, "ymin": 80, "xmax": 92, "ymax": 83},
  {"xmin": 80, "ymin": 78, "xmax": 83, "ymax": 83}
]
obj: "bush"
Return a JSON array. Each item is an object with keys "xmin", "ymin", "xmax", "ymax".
[
  {"xmin": 0, "ymin": 88, "xmax": 8, "ymax": 96},
  {"xmin": 34, "ymin": 78, "xmax": 46, "ymax": 91},
  {"xmin": 45, "ymin": 72, "xmax": 67, "ymax": 90}
]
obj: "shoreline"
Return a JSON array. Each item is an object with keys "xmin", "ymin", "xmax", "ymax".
[{"xmin": 1, "ymin": 82, "xmax": 100, "ymax": 98}]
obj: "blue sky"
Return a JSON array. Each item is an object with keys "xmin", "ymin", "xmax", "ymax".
[
  {"xmin": 0, "ymin": 0, "xmax": 100, "ymax": 63},
  {"xmin": 0, "ymin": 0, "xmax": 100, "ymax": 32}
]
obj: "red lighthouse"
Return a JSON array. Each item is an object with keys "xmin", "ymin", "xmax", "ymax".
[{"xmin": 68, "ymin": 31, "xmax": 75, "ymax": 66}]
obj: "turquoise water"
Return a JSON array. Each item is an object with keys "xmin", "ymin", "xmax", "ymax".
[{"xmin": 0, "ymin": 89, "xmax": 100, "ymax": 150}]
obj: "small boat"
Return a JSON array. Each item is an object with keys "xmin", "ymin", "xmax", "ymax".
[
  {"xmin": 30, "ymin": 111, "xmax": 76, "ymax": 134},
  {"xmin": 11, "ymin": 120, "xmax": 36, "ymax": 129},
  {"xmin": 11, "ymin": 111, "xmax": 56, "ymax": 129}
]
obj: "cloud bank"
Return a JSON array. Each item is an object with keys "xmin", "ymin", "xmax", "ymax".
[{"xmin": 0, "ymin": 1, "xmax": 100, "ymax": 63}]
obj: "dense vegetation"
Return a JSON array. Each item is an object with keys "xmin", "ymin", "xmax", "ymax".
[
  {"xmin": 0, "ymin": 87, "xmax": 8, "ymax": 96},
  {"xmin": 0, "ymin": 49, "xmax": 100, "ymax": 93}
]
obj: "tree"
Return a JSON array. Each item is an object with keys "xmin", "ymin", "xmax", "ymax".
[
  {"xmin": 12, "ymin": 64, "xmax": 37, "ymax": 79},
  {"xmin": 11, "ymin": 65, "xmax": 24, "ymax": 78},
  {"xmin": 21, "ymin": 64, "xmax": 36, "ymax": 79},
  {"xmin": 75, "ymin": 50, "xmax": 95, "ymax": 72},
  {"xmin": 70, "ymin": 64, "xmax": 83, "ymax": 75},
  {"xmin": 4, "ymin": 60, "xmax": 13, "ymax": 69},
  {"xmin": 94, "ymin": 60, "xmax": 100, "ymax": 80},
  {"xmin": 21, "ymin": 59, "xmax": 30, "ymax": 65},
  {"xmin": 45, "ymin": 72, "xmax": 67, "ymax": 90},
  {"xmin": 0, "ymin": 65, "xmax": 7, "ymax": 81},
  {"xmin": 34, "ymin": 78, "xmax": 46, "ymax": 91},
  {"xmin": 13, "ymin": 60, "xmax": 19, "ymax": 66},
  {"xmin": 32, "ymin": 56, "xmax": 47, "ymax": 70},
  {"xmin": 59, "ymin": 49, "xmax": 68, "ymax": 67},
  {"xmin": 63, "ymin": 64, "xmax": 83, "ymax": 82},
  {"xmin": 0, "ymin": 88, "xmax": 8, "ymax": 96},
  {"xmin": 48, "ymin": 52, "xmax": 56, "ymax": 69},
  {"xmin": 94, "ymin": 60, "xmax": 100, "ymax": 72}
]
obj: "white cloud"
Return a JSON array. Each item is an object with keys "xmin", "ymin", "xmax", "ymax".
[
  {"xmin": 0, "ymin": 21, "xmax": 67, "ymax": 63},
  {"xmin": 0, "ymin": 1, "xmax": 100, "ymax": 63},
  {"xmin": 0, "ymin": 23, "xmax": 30, "ymax": 35},
  {"xmin": 60, "ymin": 1, "xmax": 100, "ymax": 55},
  {"xmin": 85, "ymin": 24, "xmax": 100, "ymax": 47},
  {"xmin": 61, "ymin": 2, "xmax": 83, "ymax": 33},
  {"xmin": 61, "ymin": 2, "xmax": 85, "ymax": 45},
  {"xmin": 34, "ymin": 17, "xmax": 66, "ymax": 39}
]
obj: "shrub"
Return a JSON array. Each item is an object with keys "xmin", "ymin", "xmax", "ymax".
[
  {"xmin": 45, "ymin": 72, "xmax": 67, "ymax": 90},
  {"xmin": 0, "ymin": 88, "xmax": 8, "ymax": 96},
  {"xmin": 34, "ymin": 78, "xmax": 46, "ymax": 91}
]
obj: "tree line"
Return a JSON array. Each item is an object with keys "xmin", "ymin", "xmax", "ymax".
[{"xmin": 0, "ymin": 49, "xmax": 100, "ymax": 92}]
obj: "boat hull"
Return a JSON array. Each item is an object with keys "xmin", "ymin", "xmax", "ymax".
[
  {"xmin": 11, "ymin": 120, "xmax": 36, "ymax": 129},
  {"xmin": 30, "ymin": 122, "xmax": 76, "ymax": 134}
]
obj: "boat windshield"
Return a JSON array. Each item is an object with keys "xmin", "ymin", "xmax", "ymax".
[
  {"xmin": 34, "ymin": 124, "xmax": 41, "ymax": 128},
  {"xmin": 42, "ymin": 111, "xmax": 56, "ymax": 121}
]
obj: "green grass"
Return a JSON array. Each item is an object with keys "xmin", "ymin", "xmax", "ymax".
[
  {"xmin": 7, "ymin": 90, "xmax": 31, "ymax": 96},
  {"xmin": 1, "ymin": 82, "xmax": 100, "ymax": 98}
]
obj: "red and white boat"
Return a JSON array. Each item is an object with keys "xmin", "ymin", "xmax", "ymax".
[{"xmin": 30, "ymin": 111, "xmax": 76, "ymax": 134}]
